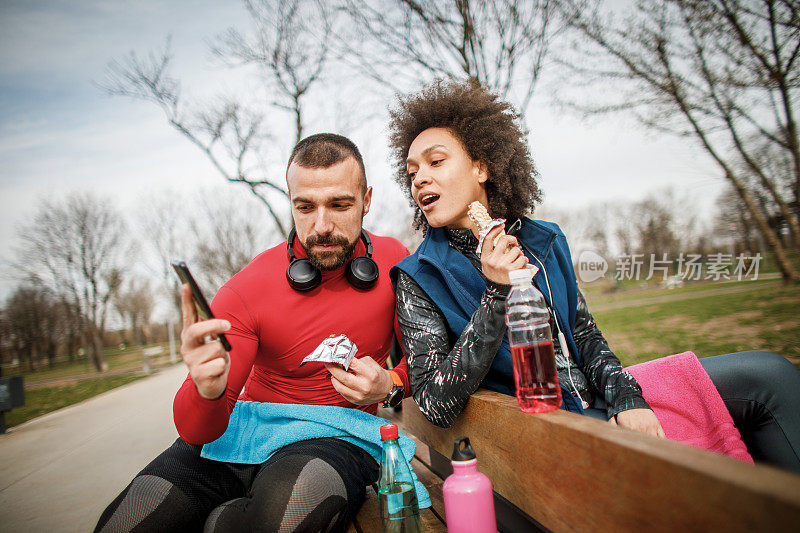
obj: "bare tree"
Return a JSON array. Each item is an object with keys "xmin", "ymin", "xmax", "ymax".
[
  {"xmin": 114, "ymin": 278, "xmax": 155, "ymax": 346},
  {"xmin": 633, "ymin": 199, "xmax": 680, "ymax": 270},
  {"xmin": 631, "ymin": 189, "xmax": 701, "ymax": 260},
  {"xmin": 133, "ymin": 186, "xmax": 278, "ymax": 309},
  {"xmin": 134, "ymin": 190, "xmax": 195, "ymax": 319},
  {"xmin": 2, "ymin": 286, "xmax": 62, "ymax": 371},
  {"xmin": 100, "ymin": 0, "xmax": 335, "ymax": 238},
  {"xmin": 188, "ymin": 188, "xmax": 279, "ymax": 292},
  {"xmin": 339, "ymin": 0, "xmax": 564, "ymax": 115},
  {"xmin": 100, "ymin": 40, "xmax": 288, "ymax": 236},
  {"xmin": 543, "ymin": 188, "xmax": 703, "ymax": 269},
  {"xmin": 3, "ymin": 289, "xmax": 37, "ymax": 371},
  {"xmin": 14, "ymin": 194, "xmax": 129, "ymax": 371},
  {"xmin": 4, "ymin": 286, "xmax": 49, "ymax": 372},
  {"xmin": 558, "ymin": 0, "xmax": 800, "ymax": 282},
  {"xmin": 739, "ymin": 136, "xmax": 799, "ymax": 248},
  {"xmin": 212, "ymin": 0, "xmax": 333, "ymax": 146},
  {"xmin": 0, "ymin": 309, "xmax": 8, "ymax": 367},
  {"xmin": 59, "ymin": 295, "xmax": 83, "ymax": 363},
  {"xmin": 537, "ymin": 202, "xmax": 614, "ymax": 257},
  {"xmin": 714, "ymin": 186, "xmax": 766, "ymax": 253},
  {"xmin": 613, "ymin": 207, "xmax": 638, "ymax": 258}
]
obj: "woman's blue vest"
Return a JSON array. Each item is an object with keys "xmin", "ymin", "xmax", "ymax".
[{"xmin": 391, "ymin": 218, "xmax": 585, "ymax": 413}]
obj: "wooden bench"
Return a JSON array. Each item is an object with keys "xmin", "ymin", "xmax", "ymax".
[
  {"xmin": 354, "ymin": 389, "xmax": 800, "ymax": 532},
  {"xmin": 346, "ymin": 452, "xmax": 448, "ymax": 533}
]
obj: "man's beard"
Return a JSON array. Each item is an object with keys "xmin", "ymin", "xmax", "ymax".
[{"xmin": 303, "ymin": 233, "xmax": 359, "ymax": 271}]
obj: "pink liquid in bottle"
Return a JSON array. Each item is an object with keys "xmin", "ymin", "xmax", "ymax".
[{"xmin": 510, "ymin": 341, "xmax": 562, "ymax": 413}]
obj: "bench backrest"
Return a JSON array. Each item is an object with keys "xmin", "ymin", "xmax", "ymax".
[{"xmin": 395, "ymin": 390, "xmax": 800, "ymax": 532}]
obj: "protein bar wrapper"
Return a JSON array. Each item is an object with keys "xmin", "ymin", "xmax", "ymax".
[
  {"xmin": 467, "ymin": 200, "xmax": 539, "ymax": 276},
  {"xmin": 300, "ymin": 335, "xmax": 358, "ymax": 370},
  {"xmin": 468, "ymin": 201, "xmax": 505, "ymax": 255}
]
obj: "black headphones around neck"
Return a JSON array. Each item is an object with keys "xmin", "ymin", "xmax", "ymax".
[{"xmin": 286, "ymin": 228, "xmax": 379, "ymax": 292}]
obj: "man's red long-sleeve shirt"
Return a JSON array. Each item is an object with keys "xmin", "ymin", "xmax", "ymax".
[{"xmin": 173, "ymin": 232, "xmax": 410, "ymax": 445}]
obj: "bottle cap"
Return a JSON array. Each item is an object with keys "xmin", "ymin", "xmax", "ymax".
[
  {"xmin": 508, "ymin": 269, "xmax": 533, "ymax": 285},
  {"xmin": 451, "ymin": 436, "xmax": 477, "ymax": 461},
  {"xmin": 380, "ymin": 423, "xmax": 399, "ymax": 441}
]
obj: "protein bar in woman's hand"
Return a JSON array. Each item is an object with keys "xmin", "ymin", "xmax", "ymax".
[
  {"xmin": 468, "ymin": 201, "xmax": 505, "ymax": 253},
  {"xmin": 467, "ymin": 201, "xmax": 495, "ymax": 230},
  {"xmin": 467, "ymin": 201, "xmax": 539, "ymax": 275}
]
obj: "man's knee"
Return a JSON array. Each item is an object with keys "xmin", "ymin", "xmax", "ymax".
[
  {"xmin": 213, "ymin": 457, "xmax": 351, "ymax": 533},
  {"xmin": 278, "ymin": 459, "xmax": 350, "ymax": 531},
  {"xmin": 95, "ymin": 474, "xmax": 194, "ymax": 532},
  {"xmin": 293, "ymin": 457, "xmax": 349, "ymax": 501},
  {"xmin": 97, "ymin": 438, "xmax": 243, "ymax": 532}
]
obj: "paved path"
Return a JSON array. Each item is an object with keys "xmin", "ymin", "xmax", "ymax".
[{"xmin": 0, "ymin": 364, "xmax": 186, "ymax": 532}]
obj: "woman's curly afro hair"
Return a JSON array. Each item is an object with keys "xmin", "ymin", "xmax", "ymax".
[{"xmin": 388, "ymin": 79, "xmax": 543, "ymax": 230}]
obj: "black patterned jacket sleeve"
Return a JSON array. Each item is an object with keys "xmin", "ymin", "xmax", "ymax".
[
  {"xmin": 395, "ymin": 270, "xmax": 509, "ymax": 428},
  {"xmin": 572, "ymin": 290, "xmax": 650, "ymax": 418}
]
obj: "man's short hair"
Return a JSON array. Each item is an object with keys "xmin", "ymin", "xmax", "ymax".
[{"xmin": 287, "ymin": 133, "xmax": 367, "ymax": 192}]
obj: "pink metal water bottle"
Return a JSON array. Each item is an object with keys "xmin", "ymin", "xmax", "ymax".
[{"xmin": 442, "ymin": 437, "xmax": 496, "ymax": 532}]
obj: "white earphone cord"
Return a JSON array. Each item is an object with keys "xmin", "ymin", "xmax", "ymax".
[{"xmin": 524, "ymin": 246, "xmax": 590, "ymax": 410}]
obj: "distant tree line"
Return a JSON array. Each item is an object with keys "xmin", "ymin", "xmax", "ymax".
[
  {"xmin": 543, "ymin": 183, "xmax": 780, "ymax": 278},
  {"xmin": 1, "ymin": 188, "xmax": 277, "ymax": 373},
  {"xmin": 1, "ymin": 180, "xmax": 776, "ymax": 373}
]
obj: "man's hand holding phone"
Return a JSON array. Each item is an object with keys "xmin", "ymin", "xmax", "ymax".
[{"xmin": 179, "ymin": 284, "xmax": 231, "ymax": 400}]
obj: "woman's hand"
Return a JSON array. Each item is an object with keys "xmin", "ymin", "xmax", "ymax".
[
  {"xmin": 479, "ymin": 226, "xmax": 529, "ymax": 284},
  {"xmin": 610, "ymin": 408, "xmax": 666, "ymax": 438}
]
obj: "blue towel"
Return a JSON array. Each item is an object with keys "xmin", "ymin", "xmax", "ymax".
[{"xmin": 201, "ymin": 401, "xmax": 431, "ymax": 509}]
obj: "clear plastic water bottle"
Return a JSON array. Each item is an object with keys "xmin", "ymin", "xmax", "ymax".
[
  {"xmin": 378, "ymin": 424, "xmax": 421, "ymax": 533},
  {"xmin": 505, "ymin": 269, "xmax": 562, "ymax": 413},
  {"xmin": 442, "ymin": 437, "xmax": 496, "ymax": 532}
]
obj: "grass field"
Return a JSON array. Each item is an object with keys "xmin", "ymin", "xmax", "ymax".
[
  {"xmin": 585, "ymin": 279, "xmax": 800, "ymax": 367},
  {"xmin": 5, "ymin": 343, "xmax": 177, "ymax": 388},
  {"xmin": 3, "ymin": 374, "xmax": 146, "ymax": 429},
  {"xmin": 2, "ymin": 343, "xmax": 180, "ymax": 429}
]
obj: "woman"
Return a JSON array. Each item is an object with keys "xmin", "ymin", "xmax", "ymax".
[{"xmin": 388, "ymin": 79, "xmax": 800, "ymax": 472}]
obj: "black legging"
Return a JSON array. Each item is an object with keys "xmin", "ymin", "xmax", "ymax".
[
  {"xmin": 585, "ymin": 351, "xmax": 800, "ymax": 473},
  {"xmin": 94, "ymin": 437, "xmax": 379, "ymax": 533},
  {"xmin": 699, "ymin": 351, "xmax": 800, "ymax": 472}
]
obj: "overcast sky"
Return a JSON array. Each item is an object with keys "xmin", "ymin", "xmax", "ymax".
[{"xmin": 0, "ymin": 0, "xmax": 727, "ymax": 301}]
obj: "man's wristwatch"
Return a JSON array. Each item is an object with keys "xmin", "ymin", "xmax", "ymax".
[{"xmin": 382, "ymin": 370, "xmax": 405, "ymax": 408}]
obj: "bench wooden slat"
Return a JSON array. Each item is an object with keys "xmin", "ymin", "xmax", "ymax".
[
  {"xmin": 349, "ymin": 447, "xmax": 447, "ymax": 532},
  {"xmin": 418, "ymin": 482, "xmax": 447, "ymax": 531},
  {"xmin": 349, "ymin": 486, "xmax": 447, "ymax": 532},
  {"xmin": 410, "ymin": 436, "xmax": 432, "ymax": 468},
  {"xmin": 409, "ymin": 456, "xmax": 449, "ymax": 527},
  {"xmin": 409, "ymin": 457, "xmax": 441, "ymax": 489},
  {"xmin": 395, "ymin": 390, "xmax": 800, "ymax": 532}
]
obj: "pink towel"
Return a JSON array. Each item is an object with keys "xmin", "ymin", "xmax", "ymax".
[{"xmin": 625, "ymin": 351, "xmax": 753, "ymax": 463}]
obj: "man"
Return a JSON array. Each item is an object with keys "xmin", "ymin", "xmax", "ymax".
[{"xmin": 95, "ymin": 134, "xmax": 409, "ymax": 532}]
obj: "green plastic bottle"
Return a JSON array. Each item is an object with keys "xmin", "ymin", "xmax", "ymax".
[{"xmin": 378, "ymin": 424, "xmax": 421, "ymax": 533}]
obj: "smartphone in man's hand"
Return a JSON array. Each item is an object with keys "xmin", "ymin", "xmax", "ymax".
[{"xmin": 170, "ymin": 260, "xmax": 232, "ymax": 351}]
